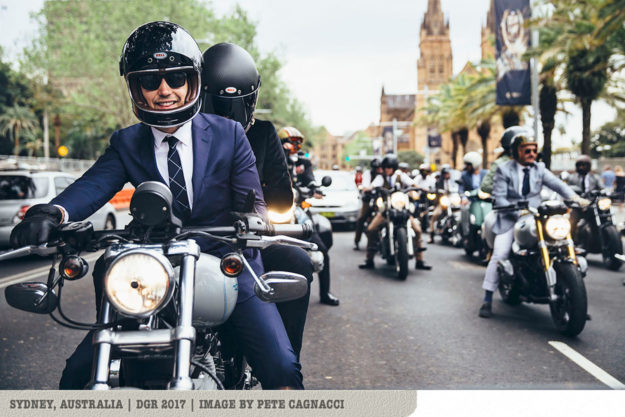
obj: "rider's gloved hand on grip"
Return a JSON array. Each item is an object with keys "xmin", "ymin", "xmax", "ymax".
[
  {"xmin": 572, "ymin": 195, "xmax": 591, "ymax": 208},
  {"xmin": 10, "ymin": 204, "xmax": 63, "ymax": 248}
]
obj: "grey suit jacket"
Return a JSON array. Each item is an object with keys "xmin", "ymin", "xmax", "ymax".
[
  {"xmin": 492, "ymin": 160, "xmax": 576, "ymax": 234},
  {"xmin": 566, "ymin": 172, "xmax": 602, "ymax": 193}
]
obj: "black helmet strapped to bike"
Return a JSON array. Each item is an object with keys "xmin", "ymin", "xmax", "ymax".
[
  {"xmin": 200, "ymin": 43, "xmax": 261, "ymax": 131},
  {"xmin": 119, "ymin": 21, "xmax": 203, "ymax": 128},
  {"xmin": 381, "ymin": 154, "xmax": 399, "ymax": 170}
]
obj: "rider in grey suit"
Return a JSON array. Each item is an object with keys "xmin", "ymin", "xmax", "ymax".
[{"xmin": 478, "ymin": 128, "xmax": 587, "ymax": 318}]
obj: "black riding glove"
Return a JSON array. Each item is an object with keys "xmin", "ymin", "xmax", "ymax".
[{"xmin": 10, "ymin": 204, "xmax": 63, "ymax": 248}]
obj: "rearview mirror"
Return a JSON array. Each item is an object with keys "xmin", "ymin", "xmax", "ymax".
[
  {"xmin": 5, "ymin": 282, "xmax": 58, "ymax": 314},
  {"xmin": 254, "ymin": 272, "xmax": 308, "ymax": 303},
  {"xmin": 321, "ymin": 176, "xmax": 332, "ymax": 187}
]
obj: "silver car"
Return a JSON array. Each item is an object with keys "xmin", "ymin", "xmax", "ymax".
[
  {"xmin": 0, "ymin": 170, "xmax": 117, "ymax": 248},
  {"xmin": 308, "ymin": 170, "xmax": 362, "ymax": 227}
]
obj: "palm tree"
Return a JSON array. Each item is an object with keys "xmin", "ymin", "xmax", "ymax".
[{"xmin": 0, "ymin": 105, "xmax": 40, "ymax": 156}]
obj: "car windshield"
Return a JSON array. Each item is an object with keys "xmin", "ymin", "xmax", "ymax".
[{"xmin": 0, "ymin": 176, "xmax": 49, "ymax": 200}]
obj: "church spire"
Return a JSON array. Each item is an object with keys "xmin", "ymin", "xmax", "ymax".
[{"xmin": 421, "ymin": 0, "xmax": 449, "ymax": 37}]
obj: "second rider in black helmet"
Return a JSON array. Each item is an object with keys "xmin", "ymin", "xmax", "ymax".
[{"xmin": 201, "ymin": 42, "xmax": 315, "ymax": 358}]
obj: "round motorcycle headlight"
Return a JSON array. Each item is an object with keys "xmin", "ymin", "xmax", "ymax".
[
  {"xmin": 409, "ymin": 202, "xmax": 416, "ymax": 212},
  {"xmin": 409, "ymin": 190, "xmax": 419, "ymax": 200},
  {"xmin": 376, "ymin": 197, "xmax": 385, "ymax": 210},
  {"xmin": 440, "ymin": 195, "xmax": 450, "ymax": 208},
  {"xmin": 478, "ymin": 190, "xmax": 491, "ymax": 200},
  {"xmin": 544, "ymin": 215, "xmax": 571, "ymax": 240},
  {"xmin": 598, "ymin": 197, "xmax": 612, "ymax": 211},
  {"xmin": 427, "ymin": 193, "xmax": 437, "ymax": 201},
  {"xmin": 104, "ymin": 251, "xmax": 174, "ymax": 317},
  {"xmin": 390, "ymin": 192, "xmax": 409, "ymax": 210},
  {"xmin": 449, "ymin": 193, "xmax": 462, "ymax": 207},
  {"xmin": 268, "ymin": 204, "xmax": 295, "ymax": 224}
]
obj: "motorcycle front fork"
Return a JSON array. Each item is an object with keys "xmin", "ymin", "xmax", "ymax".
[{"xmin": 88, "ymin": 253, "xmax": 198, "ymax": 390}]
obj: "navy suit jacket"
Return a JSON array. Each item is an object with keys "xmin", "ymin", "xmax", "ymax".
[{"xmin": 51, "ymin": 113, "xmax": 266, "ymax": 302}]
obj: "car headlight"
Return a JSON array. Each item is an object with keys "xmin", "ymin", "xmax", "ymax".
[
  {"xmin": 376, "ymin": 197, "xmax": 385, "ymax": 210},
  {"xmin": 104, "ymin": 250, "xmax": 174, "ymax": 317},
  {"xmin": 440, "ymin": 195, "xmax": 450, "ymax": 208},
  {"xmin": 390, "ymin": 192, "xmax": 409, "ymax": 210},
  {"xmin": 449, "ymin": 193, "xmax": 461, "ymax": 207},
  {"xmin": 427, "ymin": 193, "xmax": 437, "ymax": 201},
  {"xmin": 268, "ymin": 204, "xmax": 295, "ymax": 224},
  {"xmin": 597, "ymin": 198, "xmax": 612, "ymax": 211},
  {"xmin": 544, "ymin": 215, "xmax": 571, "ymax": 240},
  {"xmin": 478, "ymin": 190, "xmax": 491, "ymax": 200}
]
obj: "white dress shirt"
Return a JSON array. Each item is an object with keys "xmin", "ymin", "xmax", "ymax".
[
  {"xmin": 152, "ymin": 121, "xmax": 194, "ymax": 209},
  {"xmin": 370, "ymin": 170, "xmax": 415, "ymax": 188}
]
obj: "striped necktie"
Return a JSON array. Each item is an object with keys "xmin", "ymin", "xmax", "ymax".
[{"xmin": 166, "ymin": 136, "xmax": 191, "ymax": 221}]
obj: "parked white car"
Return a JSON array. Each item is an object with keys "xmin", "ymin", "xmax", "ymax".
[
  {"xmin": 0, "ymin": 170, "xmax": 117, "ymax": 248},
  {"xmin": 307, "ymin": 170, "xmax": 361, "ymax": 228}
]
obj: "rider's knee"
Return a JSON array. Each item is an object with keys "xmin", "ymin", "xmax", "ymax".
[{"xmin": 257, "ymin": 351, "xmax": 303, "ymax": 390}]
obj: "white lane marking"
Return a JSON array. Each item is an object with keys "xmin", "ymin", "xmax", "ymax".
[
  {"xmin": 0, "ymin": 253, "xmax": 101, "ymax": 289},
  {"xmin": 549, "ymin": 341, "xmax": 625, "ymax": 389}
]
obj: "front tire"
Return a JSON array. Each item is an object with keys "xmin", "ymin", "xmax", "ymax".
[
  {"xmin": 395, "ymin": 228, "xmax": 408, "ymax": 280},
  {"xmin": 602, "ymin": 225, "xmax": 623, "ymax": 271},
  {"xmin": 549, "ymin": 261, "xmax": 588, "ymax": 337}
]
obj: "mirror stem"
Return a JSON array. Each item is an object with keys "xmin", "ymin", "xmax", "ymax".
[{"xmin": 240, "ymin": 254, "xmax": 273, "ymax": 294}]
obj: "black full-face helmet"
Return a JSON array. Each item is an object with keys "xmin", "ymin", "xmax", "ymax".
[
  {"xmin": 381, "ymin": 154, "xmax": 399, "ymax": 171},
  {"xmin": 370, "ymin": 158, "xmax": 382, "ymax": 170},
  {"xmin": 119, "ymin": 21, "xmax": 203, "ymax": 128},
  {"xmin": 201, "ymin": 43, "xmax": 261, "ymax": 131}
]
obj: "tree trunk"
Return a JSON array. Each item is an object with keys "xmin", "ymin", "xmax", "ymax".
[
  {"xmin": 477, "ymin": 120, "xmax": 491, "ymax": 169},
  {"xmin": 502, "ymin": 108, "xmax": 519, "ymax": 128},
  {"xmin": 451, "ymin": 131, "xmax": 459, "ymax": 169},
  {"xmin": 581, "ymin": 98, "xmax": 592, "ymax": 156},
  {"xmin": 539, "ymin": 81, "xmax": 557, "ymax": 169},
  {"xmin": 458, "ymin": 127, "xmax": 469, "ymax": 156},
  {"xmin": 13, "ymin": 126, "xmax": 20, "ymax": 157}
]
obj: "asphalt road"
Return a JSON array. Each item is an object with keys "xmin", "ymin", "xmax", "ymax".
[{"xmin": 1, "ymin": 225, "xmax": 624, "ymax": 390}]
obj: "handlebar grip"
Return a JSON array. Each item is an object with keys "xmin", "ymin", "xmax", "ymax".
[
  {"xmin": 266, "ymin": 223, "xmax": 313, "ymax": 239},
  {"xmin": 493, "ymin": 204, "xmax": 516, "ymax": 211}
]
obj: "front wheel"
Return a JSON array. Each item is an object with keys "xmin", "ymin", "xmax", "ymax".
[
  {"xmin": 395, "ymin": 228, "xmax": 408, "ymax": 280},
  {"xmin": 601, "ymin": 225, "xmax": 623, "ymax": 271},
  {"xmin": 549, "ymin": 261, "xmax": 588, "ymax": 337}
]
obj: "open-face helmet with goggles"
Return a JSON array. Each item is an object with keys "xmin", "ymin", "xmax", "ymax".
[
  {"xmin": 119, "ymin": 21, "xmax": 203, "ymax": 128},
  {"xmin": 201, "ymin": 43, "xmax": 261, "ymax": 131},
  {"xmin": 278, "ymin": 126, "xmax": 304, "ymax": 155}
]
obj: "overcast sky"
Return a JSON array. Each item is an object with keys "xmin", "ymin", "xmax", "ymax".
[{"xmin": 0, "ymin": 0, "xmax": 616, "ymax": 147}]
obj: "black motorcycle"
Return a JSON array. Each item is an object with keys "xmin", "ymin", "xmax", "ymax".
[
  {"xmin": 494, "ymin": 200, "xmax": 589, "ymax": 336},
  {"xmin": 2, "ymin": 182, "xmax": 313, "ymax": 390},
  {"xmin": 373, "ymin": 187, "xmax": 418, "ymax": 280},
  {"xmin": 569, "ymin": 188, "xmax": 623, "ymax": 271},
  {"xmin": 433, "ymin": 190, "xmax": 462, "ymax": 247}
]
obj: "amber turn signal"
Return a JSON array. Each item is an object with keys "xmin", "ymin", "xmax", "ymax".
[
  {"xmin": 60, "ymin": 255, "xmax": 89, "ymax": 280},
  {"xmin": 220, "ymin": 253, "xmax": 244, "ymax": 277}
]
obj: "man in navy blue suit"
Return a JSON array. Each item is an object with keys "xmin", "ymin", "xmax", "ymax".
[{"xmin": 10, "ymin": 22, "xmax": 302, "ymax": 390}]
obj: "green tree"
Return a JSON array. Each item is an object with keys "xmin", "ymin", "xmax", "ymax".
[
  {"xmin": 590, "ymin": 110, "xmax": 625, "ymax": 157},
  {"xmin": 0, "ymin": 104, "xmax": 40, "ymax": 156},
  {"xmin": 397, "ymin": 150, "xmax": 424, "ymax": 169},
  {"xmin": 341, "ymin": 132, "xmax": 373, "ymax": 168}
]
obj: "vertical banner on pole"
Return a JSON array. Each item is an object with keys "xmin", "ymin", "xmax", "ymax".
[{"xmin": 495, "ymin": 0, "xmax": 531, "ymax": 105}]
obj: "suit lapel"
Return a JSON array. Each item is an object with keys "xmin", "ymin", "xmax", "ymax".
[
  {"xmin": 510, "ymin": 162, "xmax": 520, "ymax": 197},
  {"xmin": 138, "ymin": 124, "xmax": 166, "ymax": 184},
  {"xmin": 191, "ymin": 115, "xmax": 211, "ymax": 213}
]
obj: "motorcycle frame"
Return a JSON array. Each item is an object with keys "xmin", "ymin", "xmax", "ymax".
[{"xmin": 88, "ymin": 240, "xmax": 201, "ymax": 390}]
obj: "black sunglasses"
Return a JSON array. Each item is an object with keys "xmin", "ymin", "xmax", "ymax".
[
  {"xmin": 523, "ymin": 148, "xmax": 538, "ymax": 155},
  {"xmin": 138, "ymin": 72, "xmax": 188, "ymax": 91}
]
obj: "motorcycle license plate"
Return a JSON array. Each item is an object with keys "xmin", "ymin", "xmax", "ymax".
[{"xmin": 319, "ymin": 212, "xmax": 335, "ymax": 218}]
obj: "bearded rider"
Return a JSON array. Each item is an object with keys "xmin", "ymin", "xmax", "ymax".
[{"xmin": 478, "ymin": 128, "xmax": 588, "ymax": 318}]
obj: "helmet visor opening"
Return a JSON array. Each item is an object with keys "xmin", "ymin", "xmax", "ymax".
[
  {"xmin": 202, "ymin": 93, "xmax": 257, "ymax": 129},
  {"xmin": 127, "ymin": 67, "xmax": 200, "ymax": 113}
]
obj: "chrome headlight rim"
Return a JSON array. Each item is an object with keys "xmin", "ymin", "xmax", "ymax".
[
  {"xmin": 597, "ymin": 197, "xmax": 612, "ymax": 211},
  {"xmin": 104, "ymin": 249, "xmax": 174, "ymax": 318},
  {"xmin": 544, "ymin": 215, "xmax": 571, "ymax": 241},
  {"xmin": 390, "ymin": 192, "xmax": 409, "ymax": 210}
]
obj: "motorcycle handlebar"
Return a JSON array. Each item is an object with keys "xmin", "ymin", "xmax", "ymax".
[{"xmin": 259, "ymin": 223, "xmax": 314, "ymax": 239}]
